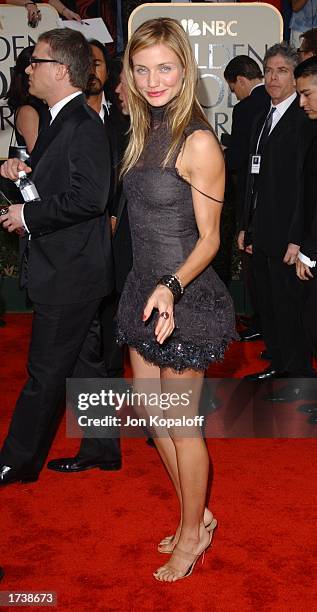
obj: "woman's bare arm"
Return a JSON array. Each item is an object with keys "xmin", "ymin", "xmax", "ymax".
[
  {"xmin": 15, "ymin": 105, "xmax": 39, "ymax": 154},
  {"xmin": 174, "ymin": 129, "xmax": 225, "ymax": 287}
]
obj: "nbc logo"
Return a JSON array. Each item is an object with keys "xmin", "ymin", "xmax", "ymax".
[
  {"xmin": 181, "ymin": 18, "xmax": 238, "ymax": 37},
  {"xmin": 181, "ymin": 19, "xmax": 201, "ymax": 36}
]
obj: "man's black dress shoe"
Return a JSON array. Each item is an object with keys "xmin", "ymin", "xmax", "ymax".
[
  {"xmin": 266, "ymin": 382, "xmax": 317, "ymax": 402},
  {"xmin": 46, "ymin": 456, "xmax": 121, "ymax": 472},
  {"xmin": 308, "ymin": 412, "xmax": 317, "ymax": 424},
  {"xmin": 298, "ymin": 402, "xmax": 317, "ymax": 414},
  {"xmin": 0, "ymin": 465, "xmax": 39, "ymax": 486},
  {"xmin": 265, "ymin": 385, "xmax": 302, "ymax": 402},
  {"xmin": 260, "ymin": 350, "xmax": 271, "ymax": 361},
  {"xmin": 244, "ymin": 367, "xmax": 277, "ymax": 381},
  {"xmin": 239, "ymin": 329, "xmax": 262, "ymax": 342}
]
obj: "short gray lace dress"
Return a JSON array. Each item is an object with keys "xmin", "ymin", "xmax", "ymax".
[{"xmin": 117, "ymin": 105, "xmax": 237, "ymax": 372}]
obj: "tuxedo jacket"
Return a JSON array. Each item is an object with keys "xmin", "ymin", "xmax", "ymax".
[
  {"xmin": 242, "ymin": 97, "xmax": 314, "ymax": 257},
  {"xmin": 105, "ymin": 113, "xmax": 132, "ymax": 295},
  {"xmin": 226, "ymin": 84, "xmax": 270, "ymax": 172},
  {"xmin": 103, "ymin": 108, "xmax": 129, "ymax": 215},
  {"xmin": 225, "ymin": 84, "xmax": 270, "ymax": 221},
  {"xmin": 21, "ymin": 94, "xmax": 114, "ymax": 305},
  {"xmin": 300, "ymin": 122, "xmax": 317, "ymax": 260},
  {"xmin": 112, "ymin": 191, "xmax": 132, "ymax": 293}
]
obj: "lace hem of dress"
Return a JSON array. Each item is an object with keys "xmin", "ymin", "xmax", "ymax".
[{"xmin": 117, "ymin": 328, "xmax": 233, "ymax": 373}]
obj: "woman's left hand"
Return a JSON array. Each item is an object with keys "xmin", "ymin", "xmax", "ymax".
[{"xmin": 143, "ymin": 285, "xmax": 175, "ymax": 344}]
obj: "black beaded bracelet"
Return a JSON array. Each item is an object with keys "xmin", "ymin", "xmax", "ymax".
[{"xmin": 157, "ymin": 274, "xmax": 184, "ymax": 303}]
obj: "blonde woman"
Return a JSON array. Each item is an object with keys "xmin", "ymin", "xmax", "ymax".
[{"xmin": 117, "ymin": 18, "xmax": 236, "ymax": 582}]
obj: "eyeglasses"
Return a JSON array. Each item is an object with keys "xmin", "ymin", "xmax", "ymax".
[{"xmin": 29, "ymin": 58, "xmax": 64, "ymax": 66}]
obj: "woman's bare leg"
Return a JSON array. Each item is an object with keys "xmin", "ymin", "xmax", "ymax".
[
  {"xmin": 129, "ymin": 349, "xmax": 183, "ymax": 505},
  {"xmin": 154, "ymin": 368, "xmax": 210, "ymax": 581}
]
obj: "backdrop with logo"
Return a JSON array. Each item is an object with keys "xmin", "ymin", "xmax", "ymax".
[
  {"xmin": 129, "ymin": 3, "xmax": 283, "ymax": 136},
  {"xmin": 0, "ymin": 4, "xmax": 59, "ymax": 159}
]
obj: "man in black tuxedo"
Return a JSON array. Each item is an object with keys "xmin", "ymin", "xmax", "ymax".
[
  {"xmin": 0, "ymin": 29, "xmax": 119, "ymax": 485},
  {"xmin": 224, "ymin": 56, "xmax": 270, "ymax": 344},
  {"xmin": 295, "ymin": 57, "xmax": 317, "ymax": 418},
  {"xmin": 47, "ymin": 47, "xmax": 132, "ymax": 473},
  {"xmin": 241, "ymin": 43, "xmax": 315, "ymax": 382}
]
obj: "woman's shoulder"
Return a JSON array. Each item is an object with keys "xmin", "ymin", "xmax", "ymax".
[
  {"xmin": 15, "ymin": 104, "xmax": 40, "ymax": 123},
  {"xmin": 184, "ymin": 115, "xmax": 219, "ymax": 146},
  {"xmin": 184, "ymin": 122, "xmax": 220, "ymax": 156},
  {"xmin": 185, "ymin": 115, "xmax": 213, "ymax": 136}
]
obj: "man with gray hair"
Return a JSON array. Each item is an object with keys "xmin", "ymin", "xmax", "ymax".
[{"xmin": 241, "ymin": 42, "xmax": 315, "ymax": 385}]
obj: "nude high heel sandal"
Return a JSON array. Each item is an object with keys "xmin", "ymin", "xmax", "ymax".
[
  {"xmin": 158, "ymin": 515, "xmax": 217, "ymax": 554},
  {"xmin": 154, "ymin": 533, "xmax": 212, "ymax": 582}
]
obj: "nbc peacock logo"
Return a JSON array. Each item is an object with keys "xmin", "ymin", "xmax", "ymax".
[
  {"xmin": 181, "ymin": 18, "xmax": 238, "ymax": 37},
  {"xmin": 181, "ymin": 18, "xmax": 201, "ymax": 37}
]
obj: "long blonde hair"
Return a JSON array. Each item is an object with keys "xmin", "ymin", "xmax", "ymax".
[{"xmin": 121, "ymin": 17, "xmax": 210, "ymax": 175}]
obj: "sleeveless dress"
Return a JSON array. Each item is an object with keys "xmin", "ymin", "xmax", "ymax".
[{"xmin": 117, "ymin": 106, "xmax": 237, "ymax": 372}]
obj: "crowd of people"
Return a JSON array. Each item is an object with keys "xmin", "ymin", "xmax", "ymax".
[
  {"xmin": 0, "ymin": 15, "xmax": 317, "ymax": 583},
  {"xmin": 223, "ymin": 30, "xmax": 317, "ymax": 424}
]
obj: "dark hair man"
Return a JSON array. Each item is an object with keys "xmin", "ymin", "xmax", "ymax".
[
  {"xmin": 224, "ymin": 55, "xmax": 270, "ymax": 343},
  {"xmin": 224, "ymin": 55, "xmax": 263, "ymax": 100},
  {"xmin": 294, "ymin": 57, "xmax": 317, "ymax": 419},
  {"xmin": 298, "ymin": 28, "xmax": 317, "ymax": 60},
  {"xmin": 240, "ymin": 43, "xmax": 315, "ymax": 385},
  {"xmin": 0, "ymin": 29, "xmax": 115, "ymax": 485}
]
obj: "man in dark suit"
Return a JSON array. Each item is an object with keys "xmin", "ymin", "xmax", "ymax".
[
  {"xmin": 241, "ymin": 43, "xmax": 315, "ymax": 382},
  {"xmin": 224, "ymin": 56, "xmax": 270, "ymax": 344},
  {"xmin": 46, "ymin": 47, "xmax": 132, "ymax": 474},
  {"xmin": 295, "ymin": 57, "xmax": 317, "ymax": 418},
  {"xmin": 0, "ymin": 29, "xmax": 119, "ymax": 485}
]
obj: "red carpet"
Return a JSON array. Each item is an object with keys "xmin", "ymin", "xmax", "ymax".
[{"xmin": 1, "ymin": 314, "xmax": 317, "ymax": 611}]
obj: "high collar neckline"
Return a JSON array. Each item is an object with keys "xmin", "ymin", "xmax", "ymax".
[{"xmin": 149, "ymin": 102, "xmax": 169, "ymax": 122}]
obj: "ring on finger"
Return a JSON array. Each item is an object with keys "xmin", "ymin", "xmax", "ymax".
[{"xmin": 159, "ymin": 311, "xmax": 169, "ymax": 320}]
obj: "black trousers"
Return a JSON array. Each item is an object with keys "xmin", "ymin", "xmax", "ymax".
[
  {"xmin": 253, "ymin": 248, "xmax": 313, "ymax": 375},
  {"xmin": 0, "ymin": 297, "xmax": 120, "ymax": 472},
  {"xmin": 241, "ymin": 251, "xmax": 262, "ymax": 332},
  {"xmin": 101, "ymin": 290, "xmax": 124, "ymax": 378},
  {"xmin": 75, "ymin": 291, "xmax": 123, "ymax": 462},
  {"xmin": 302, "ymin": 273, "xmax": 317, "ymax": 357}
]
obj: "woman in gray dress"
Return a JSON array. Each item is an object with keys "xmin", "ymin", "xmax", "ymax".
[{"xmin": 117, "ymin": 17, "xmax": 236, "ymax": 582}]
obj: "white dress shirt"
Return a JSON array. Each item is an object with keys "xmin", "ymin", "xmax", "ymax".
[
  {"xmin": 99, "ymin": 92, "xmax": 111, "ymax": 123},
  {"xmin": 256, "ymin": 92, "xmax": 297, "ymax": 152},
  {"xmin": 49, "ymin": 91, "xmax": 82, "ymax": 124},
  {"xmin": 269, "ymin": 92, "xmax": 297, "ymax": 134},
  {"xmin": 298, "ymin": 252, "xmax": 316, "ymax": 268}
]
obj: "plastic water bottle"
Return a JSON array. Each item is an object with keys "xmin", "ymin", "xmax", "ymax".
[{"xmin": 14, "ymin": 171, "xmax": 40, "ymax": 203}]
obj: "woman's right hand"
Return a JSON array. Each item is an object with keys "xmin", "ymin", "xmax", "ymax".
[{"xmin": 143, "ymin": 285, "xmax": 175, "ymax": 344}]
